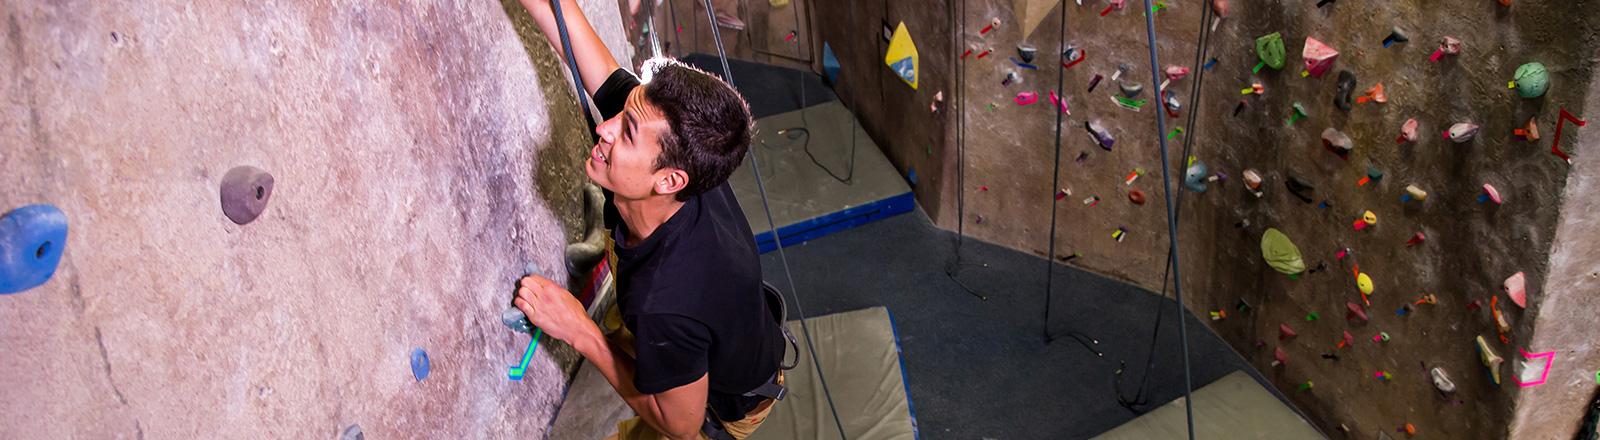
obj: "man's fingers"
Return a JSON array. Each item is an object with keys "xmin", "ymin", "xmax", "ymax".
[{"xmin": 513, "ymin": 297, "xmax": 535, "ymax": 317}]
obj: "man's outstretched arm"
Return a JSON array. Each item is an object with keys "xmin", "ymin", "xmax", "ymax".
[{"xmin": 516, "ymin": 0, "xmax": 623, "ymax": 97}]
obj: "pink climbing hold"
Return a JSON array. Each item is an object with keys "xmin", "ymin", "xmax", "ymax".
[
  {"xmin": 1273, "ymin": 346, "xmax": 1289, "ymax": 366},
  {"xmin": 1048, "ymin": 91, "xmax": 1070, "ymax": 114},
  {"xmin": 1280, "ymin": 323, "xmax": 1298, "ymax": 340},
  {"xmin": 1015, "ymin": 91, "xmax": 1039, "ymax": 106},
  {"xmin": 1406, "ymin": 231, "xmax": 1426, "ymax": 246},
  {"xmin": 1302, "ymin": 37, "xmax": 1340, "ymax": 78},
  {"xmin": 1397, "ymin": 118, "xmax": 1420, "ymax": 144},
  {"xmin": 1347, "ymin": 302, "xmax": 1369, "ymax": 322},
  {"xmin": 1480, "ymin": 184, "xmax": 1503, "ymax": 205},
  {"xmin": 1430, "ymin": 36, "xmax": 1462, "ymax": 62},
  {"xmin": 1504, "ymin": 272, "xmax": 1527, "ymax": 308}
]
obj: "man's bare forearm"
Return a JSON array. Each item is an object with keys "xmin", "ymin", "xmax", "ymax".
[
  {"xmin": 515, "ymin": 0, "xmax": 623, "ymax": 97},
  {"xmin": 572, "ymin": 326, "xmax": 702, "ymax": 439}
]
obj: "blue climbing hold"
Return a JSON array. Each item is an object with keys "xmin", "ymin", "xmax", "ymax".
[
  {"xmin": 1183, "ymin": 162, "xmax": 1210, "ymax": 193},
  {"xmin": 0, "ymin": 204, "xmax": 68, "ymax": 295},
  {"xmin": 410, "ymin": 347, "xmax": 430, "ymax": 381},
  {"xmin": 822, "ymin": 42, "xmax": 841, "ymax": 85}
]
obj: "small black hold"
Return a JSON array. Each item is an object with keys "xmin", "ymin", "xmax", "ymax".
[
  {"xmin": 1233, "ymin": 100, "xmax": 1248, "ymax": 116},
  {"xmin": 1322, "ymin": 353, "xmax": 1340, "ymax": 361},
  {"xmin": 1285, "ymin": 176, "xmax": 1316, "ymax": 203},
  {"xmin": 1335, "ymin": 70, "xmax": 1356, "ymax": 111}
]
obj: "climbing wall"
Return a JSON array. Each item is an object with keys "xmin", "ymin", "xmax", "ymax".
[
  {"xmin": 0, "ymin": 0, "xmax": 611, "ymax": 437},
  {"xmin": 812, "ymin": 0, "xmax": 1598, "ymax": 438}
]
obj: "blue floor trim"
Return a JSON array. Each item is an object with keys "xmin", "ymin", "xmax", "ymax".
[
  {"xmin": 885, "ymin": 308, "xmax": 920, "ymax": 440},
  {"xmin": 754, "ymin": 192, "xmax": 915, "ymax": 253}
]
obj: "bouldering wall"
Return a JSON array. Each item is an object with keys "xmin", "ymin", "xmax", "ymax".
[
  {"xmin": 0, "ymin": 0, "xmax": 615, "ymax": 437},
  {"xmin": 811, "ymin": 0, "xmax": 1597, "ymax": 439}
]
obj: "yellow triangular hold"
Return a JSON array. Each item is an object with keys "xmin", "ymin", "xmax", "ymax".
[
  {"xmin": 884, "ymin": 22, "xmax": 919, "ymax": 89},
  {"xmin": 1012, "ymin": 0, "xmax": 1058, "ymax": 39}
]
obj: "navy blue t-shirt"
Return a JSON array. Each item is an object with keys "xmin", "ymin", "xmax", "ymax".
[{"xmin": 592, "ymin": 68, "xmax": 783, "ymax": 421}]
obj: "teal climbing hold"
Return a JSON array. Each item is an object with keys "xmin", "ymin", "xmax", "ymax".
[
  {"xmin": 0, "ymin": 204, "xmax": 68, "ymax": 294},
  {"xmin": 822, "ymin": 42, "xmax": 841, "ymax": 85},
  {"xmin": 1183, "ymin": 162, "xmax": 1210, "ymax": 193},
  {"xmin": 1514, "ymin": 62, "xmax": 1549, "ymax": 99},
  {"xmin": 410, "ymin": 347, "xmax": 431, "ymax": 381}
]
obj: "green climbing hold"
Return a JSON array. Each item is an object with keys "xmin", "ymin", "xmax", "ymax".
[
  {"xmin": 1514, "ymin": 62, "xmax": 1549, "ymax": 99},
  {"xmin": 1255, "ymin": 32, "xmax": 1287, "ymax": 71},
  {"xmin": 1261, "ymin": 228, "xmax": 1305, "ymax": 275}
]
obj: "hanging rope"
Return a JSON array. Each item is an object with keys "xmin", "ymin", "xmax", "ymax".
[
  {"xmin": 943, "ymin": 0, "xmax": 988, "ymax": 300},
  {"xmin": 549, "ymin": 0, "xmax": 597, "ymax": 133},
  {"xmin": 1039, "ymin": 1, "xmax": 1103, "ymax": 356},
  {"xmin": 1116, "ymin": 0, "xmax": 1216, "ymax": 413},
  {"xmin": 699, "ymin": 1, "xmax": 849, "ymax": 438},
  {"xmin": 1134, "ymin": 0, "xmax": 1196, "ymax": 437}
]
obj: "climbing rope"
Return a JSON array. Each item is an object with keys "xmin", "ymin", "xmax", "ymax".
[
  {"xmin": 549, "ymin": 0, "xmax": 597, "ymax": 133},
  {"xmin": 1116, "ymin": 0, "xmax": 1216, "ymax": 413},
  {"xmin": 1134, "ymin": 0, "xmax": 1196, "ymax": 437},
  {"xmin": 698, "ymin": 1, "xmax": 849, "ymax": 438},
  {"xmin": 944, "ymin": 0, "xmax": 989, "ymax": 300}
]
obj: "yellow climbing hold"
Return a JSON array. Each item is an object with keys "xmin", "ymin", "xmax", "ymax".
[
  {"xmin": 1362, "ymin": 210, "xmax": 1377, "ymax": 225},
  {"xmin": 1357, "ymin": 272, "xmax": 1374, "ymax": 295}
]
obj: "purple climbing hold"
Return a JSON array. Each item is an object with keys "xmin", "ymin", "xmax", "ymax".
[
  {"xmin": 220, "ymin": 166, "xmax": 275, "ymax": 225},
  {"xmin": 1086, "ymin": 120, "xmax": 1115, "ymax": 151}
]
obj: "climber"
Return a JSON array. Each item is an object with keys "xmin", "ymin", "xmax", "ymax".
[{"xmin": 509, "ymin": 1, "xmax": 786, "ymax": 439}]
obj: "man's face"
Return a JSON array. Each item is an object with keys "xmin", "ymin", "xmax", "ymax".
[{"xmin": 586, "ymin": 87, "xmax": 678, "ymax": 200}]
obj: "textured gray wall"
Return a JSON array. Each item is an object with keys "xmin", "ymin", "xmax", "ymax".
[{"xmin": 0, "ymin": 1, "xmax": 605, "ymax": 437}]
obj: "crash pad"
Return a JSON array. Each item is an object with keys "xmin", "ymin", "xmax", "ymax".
[
  {"xmin": 1261, "ymin": 228, "xmax": 1305, "ymax": 275},
  {"xmin": 884, "ymin": 22, "xmax": 919, "ymax": 89}
]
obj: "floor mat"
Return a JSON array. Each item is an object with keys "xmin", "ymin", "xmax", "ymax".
[
  {"xmin": 751, "ymin": 306, "xmax": 918, "ymax": 440},
  {"xmin": 1092, "ymin": 371, "xmax": 1324, "ymax": 440}
]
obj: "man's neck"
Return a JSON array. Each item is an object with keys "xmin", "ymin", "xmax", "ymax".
[{"xmin": 615, "ymin": 195, "xmax": 686, "ymax": 247}]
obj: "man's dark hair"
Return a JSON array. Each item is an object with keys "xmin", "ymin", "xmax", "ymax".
[{"xmin": 641, "ymin": 59, "xmax": 754, "ymax": 201}]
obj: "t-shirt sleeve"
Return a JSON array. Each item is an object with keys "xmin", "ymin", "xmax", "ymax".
[
  {"xmin": 592, "ymin": 68, "xmax": 641, "ymax": 121},
  {"xmin": 630, "ymin": 314, "xmax": 713, "ymax": 394}
]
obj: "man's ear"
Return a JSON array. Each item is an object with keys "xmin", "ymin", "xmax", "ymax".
[{"xmin": 655, "ymin": 168, "xmax": 690, "ymax": 197}]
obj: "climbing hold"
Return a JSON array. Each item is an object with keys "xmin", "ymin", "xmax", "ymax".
[
  {"xmin": 1055, "ymin": 188, "xmax": 1070, "ymax": 201},
  {"xmin": 1083, "ymin": 195, "xmax": 1101, "ymax": 207},
  {"xmin": 220, "ymin": 166, "xmax": 275, "ymax": 225},
  {"xmin": 502, "ymin": 307, "xmax": 534, "ymax": 334},
  {"xmin": 883, "ymin": 22, "xmax": 919, "ymax": 89},
  {"xmin": 1111, "ymin": 227, "xmax": 1128, "ymax": 242},
  {"xmin": 1285, "ymin": 175, "xmax": 1316, "ymax": 203},
  {"xmin": 1061, "ymin": 45, "xmax": 1086, "ymax": 69},
  {"xmin": 1397, "ymin": 118, "xmax": 1420, "ymax": 144},
  {"xmin": 1210, "ymin": 310, "xmax": 1227, "ymax": 321},
  {"xmin": 1280, "ymin": 323, "xmax": 1297, "ymax": 340},
  {"xmin": 1242, "ymin": 169, "xmax": 1264, "ymax": 196},
  {"xmin": 1513, "ymin": 62, "xmax": 1549, "ymax": 98},
  {"xmin": 1516, "ymin": 117, "xmax": 1541, "ymax": 141},
  {"xmin": 1287, "ymin": 103, "xmax": 1309, "ymax": 125},
  {"xmin": 1305, "ymin": 312, "xmax": 1318, "ymax": 322},
  {"xmin": 410, "ymin": 347, "xmax": 431, "ymax": 381},
  {"xmin": 1447, "ymin": 123, "xmax": 1480, "ymax": 143},
  {"xmin": 1118, "ymin": 81, "xmax": 1144, "ymax": 98},
  {"xmin": 1477, "ymin": 335, "xmax": 1504, "ymax": 385},
  {"xmin": 1047, "ymin": 91, "xmax": 1070, "ymax": 114},
  {"xmin": 0, "ymin": 204, "xmax": 69, "ymax": 295},
  {"xmin": 1254, "ymin": 32, "xmax": 1287, "ymax": 72},
  {"xmin": 1002, "ymin": 70, "xmax": 1022, "ymax": 86},
  {"xmin": 1504, "ymin": 272, "xmax": 1527, "ymax": 308},
  {"xmin": 1347, "ymin": 301, "xmax": 1369, "ymax": 322},
  {"xmin": 1552, "ymin": 107, "xmax": 1588, "ymax": 163},
  {"xmin": 1373, "ymin": 332, "xmax": 1391, "ymax": 342},
  {"xmin": 1085, "ymin": 120, "xmax": 1115, "ymax": 151},
  {"xmin": 1406, "ymin": 231, "xmax": 1426, "ymax": 246},
  {"xmin": 1375, "ymin": 370, "xmax": 1392, "ymax": 381},
  {"xmin": 1301, "ymin": 37, "xmax": 1339, "ymax": 79},
  {"xmin": 1401, "ymin": 184, "xmax": 1428, "ymax": 202},
  {"xmin": 1163, "ymin": 92, "xmax": 1182, "ymax": 116},
  {"xmin": 1478, "ymin": 183, "xmax": 1503, "ymax": 205},
  {"xmin": 1414, "ymin": 293, "xmax": 1439, "ymax": 306},
  {"xmin": 1111, "ymin": 63, "xmax": 1132, "ymax": 82},
  {"xmin": 1382, "ymin": 27, "xmax": 1409, "ymax": 48},
  {"xmin": 1297, "ymin": 380, "xmax": 1313, "ymax": 391},
  {"xmin": 1016, "ymin": 44, "xmax": 1037, "ymax": 63},
  {"xmin": 1261, "ymin": 228, "xmax": 1306, "ymax": 275},
  {"xmin": 1272, "ymin": 346, "xmax": 1289, "ymax": 366},
  {"xmin": 1321, "ymin": 128, "xmax": 1353, "ymax": 158},
  {"xmin": 341, "ymin": 424, "xmax": 365, "ymax": 440},
  {"xmin": 1430, "ymin": 36, "xmax": 1462, "ymax": 62},
  {"xmin": 1357, "ymin": 165, "xmax": 1383, "ymax": 186},
  {"xmin": 1087, "ymin": 74, "xmax": 1104, "ymax": 92},
  {"xmin": 1010, "ymin": 57, "xmax": 1038, "ymax": 70},
  {"xmin": 822, "ymin": 42, "xmax": 840, "ymax": 84},
  {"xmin": 1164, "ymin": 65, "xmax": 1190, "ymax": 83},
  {"xmin": 1516, "ymin": 347, "xmax": 1557, "ymax": 387},
  {"xmin": 1183, "ymin": 162, "xmax": 1210, "ymax": 193},
  {"xmin": 1402, "ymin": 423, "xmax": 1418, "ymax": 437},
  {"xmin": 1358, "ymin": 83, "xmax": 1388, "ymax": 104},
  {"xmin": 1128, "ymin": 189, "xmax": 1146, "ymax": 205},
  {"xmin": 1357, "ymin": 271, "xmax": 1375, "ymax": 295},
  {"xmin": 1334, "ymin": 71, "xmax": 1356, "ymax": 111},
  {"xmin": 1340, "ymin": 330, "xmax": 1355, "ymax": 348},
  {"xmin": 1014, "ymin": 91, "xmax": 1039, "ymax": 106},
  {"xmin": 1237, "ymin": 299, "xmax": 1253, "ymax": 313},
  {"xmin": 1432, "ymin": 367, "xmax": 1457, "ymax": 394}
]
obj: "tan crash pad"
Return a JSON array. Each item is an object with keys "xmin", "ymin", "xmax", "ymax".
[
  {"xmin": 749, "ymin": 307, "xmax": 917, "ymax": 440},
  {"xmin": 1012, "ymin": 0, "xmax": 1060, "ymax": 39},
  {"xmin": 1093, "ymin": 371, "xmax": 1324, "ymax": 439}
]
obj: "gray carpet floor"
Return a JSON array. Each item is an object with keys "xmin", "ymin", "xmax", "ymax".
[{"xmin": 758, "ymin": 208, "xmax": 1290, "ymax": 439}]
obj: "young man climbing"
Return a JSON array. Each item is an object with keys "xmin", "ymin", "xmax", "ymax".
[{"xmin": 509, "ymin": 1, "xmax": 787, "ymax": 439}]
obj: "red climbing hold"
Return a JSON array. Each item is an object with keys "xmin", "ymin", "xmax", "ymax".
[
  {"xmin": 1552, "ymin": 108, "xmax": 1587, "ymax": 163},
  {"xmin": 1347, "ymin": 302, "xmax": 1369, "ymax": 322},
  {"xmin": 1279, "ymin": 323, "xmax": 1298, "ymax": 340}
]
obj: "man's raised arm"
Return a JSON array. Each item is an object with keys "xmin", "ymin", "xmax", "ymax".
[{"xmin": 516, "ymin": 0, "xmax": 623, "ymax": 97}]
